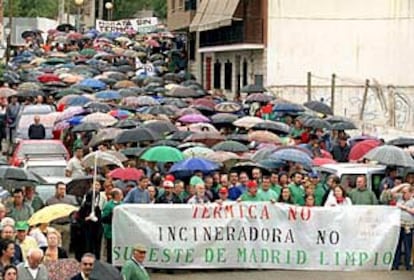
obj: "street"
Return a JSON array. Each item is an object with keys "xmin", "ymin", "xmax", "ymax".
[{"xmin": 151, "ymin": 270, "xmax": 412, "ymax": 280}]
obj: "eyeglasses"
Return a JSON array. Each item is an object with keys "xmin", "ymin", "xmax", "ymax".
[{"xmin": 82, "ymin": 262, "xmax": 94, "ymax": 266}]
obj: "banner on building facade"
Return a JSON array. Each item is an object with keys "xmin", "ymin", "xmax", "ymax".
[
  {"xmin": 112, "ymin": 203, "xmax": 400, "ymax": 271},
  {"xmin": 96, "ymin": 17, "xmax": 158, "ymax": 33}
]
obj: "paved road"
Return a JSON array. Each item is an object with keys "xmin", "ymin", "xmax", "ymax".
[{"xmin": 151, "ymin": 270, "xmax": 413, "ymax": 280}]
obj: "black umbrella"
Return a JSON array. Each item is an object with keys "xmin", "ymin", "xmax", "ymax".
[
  {"xmin": 114, "ymin": 127, "xmax": 160, "ymax": 144},
  {"xmin": 211, "ymin": 113, "xmax": 238, "ymax": 125},
  {"xmin": 303, "ymin": 118, "xmax": 332, "ymax": 129},
  {"xmin": 387, "ymin": 137, "xmax": 414, "ymax": 148},
  {"xmin": 21, "ymin": 30, "xmax": 36, "ymax": 39},
  {"xmin": 167, "ymin": 131, "xmax": 193, "ymax": 141},
  {"xmin": 160, "ymin": 98, "xmax": 188, "ymax": 108},
  {"xmin": 143, "ymin": 120, "xmax": 178, "ymax": 135},
  {"xmin": 325, "ymin": 115, "xmax": 354, "ymax": 123},
  {"xmin": 66, "ymin": 175, "xmax": 105, "ymax": 197},
  {"xmin": 90, "ymin": 260, "xmax": 122, "ymax": 280},
  {"xmin": 226, "ymin": 134, "xmax": 250, "ymax": 144},
  {"xmin": 144, "ymin": 105, "xmax": 175, "ymax": 116},
  {"xmin": 166, "ymin": 86, "xmax": 201, "ymax": 98},
  {"xmin": 331, "ymin": 121, "xmax": 358, "ymax": 130},
  {"xmin": 212, "ymin": 140, "xmax": 249, "ymax": 153},
  {"xmin": 16, "ymin": 89, "xmax": 45, "ymax": 98},
  {"xmin": 120, "ymin": 147, "xmax": 146, "ymax": 157},
  {"xmin": 252, "ymin": 120, "xmax": 291, "ymax": 135},
  {"xmin": 245, "ymin": 93, "xmax": 274, "ymax": 104},
  {"xmin": 115, "ymin": 119, "xmax": 137, "ymax": 129},
  {"xmin": 150, "ymin": 140, "xmax": 180, "ymax": 147},
  {"xmin": 0, "ymin": 166, "xmax": 45, "ymax": 191},
  {"xmin": 56, "ymin": 23, "xmax": 76, "ymax": 32},
  {"xmin": 304, "ymin": 101, "xmax": 333, "ymax": 115},
  {"xmin": 72, "ymin": 122, "xmax": 102, "ymax": 133},
  {"xmin": 230, "ymin": 162, "xmax": 271, "ymax": 176},
  {"xmin": 241, "ymin": 84, "xmax": 265, "ymax": 93},
  {"xmin": 84, "ymin": 102, "xmax": 112, "ymax": 113}
]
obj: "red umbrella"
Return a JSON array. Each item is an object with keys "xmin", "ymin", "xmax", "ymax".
[
  {"xmin": 38, "ymin": 73, "xmax": 61, "ymax": 83},
  {"xmin": 108, "ymin": 167, "xmax": 144, "ymax": 181},
  {"xmin": 313, "ymin": 157, "xmax": 337, "ymax": 166},
  {"xmin": 146, "ymin": 39, "xmax": 160, "ymax": 48},
  {"xmin": 321, "ymin": 149, "xmax": 333, "ymax": 159},
  {"xmin": 192, "ymin": 98, "xmax": 216, "ymax": 109},
  {"xmin": 349, "ymin": 139, "xmax": 381, "ymax": 161}
]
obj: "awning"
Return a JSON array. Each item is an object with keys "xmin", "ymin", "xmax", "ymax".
[{"xmin": 190, "ymin": 0, "xmax": 241, "ymax": 32}]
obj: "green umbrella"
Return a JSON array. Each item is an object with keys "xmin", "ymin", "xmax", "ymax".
[
  {"xmin": 140, "ymin": 146, "xmax": 184, "ymax": 163},
  {"xmin": 80, "ymin": 48, "xmax": 97, "ymax": 57}
]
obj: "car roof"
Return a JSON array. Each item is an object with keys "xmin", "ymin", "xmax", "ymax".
[
  {"xmin": 18, "ymin": 140, "xmax": 65, "ymax": 145},
  {"xmin": 319, "ymin": 163, "xmax": 387, "ymax": 173},
  {"xmin": 21, "ymin": 105, "xmax": 54, "ymax": 114},
  {"xmin": 25, "ymin": 159, "xmax": 67, "ymax": 166}
]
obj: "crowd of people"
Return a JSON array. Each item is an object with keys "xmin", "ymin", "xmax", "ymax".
[{"xmin": 0, "ymin": 21, "xmax": 410, "ymax": 279}]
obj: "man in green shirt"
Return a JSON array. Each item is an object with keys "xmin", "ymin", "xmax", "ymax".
[
  {"xmin": 121, "ymin": 243, "xmax": 150, "ymax": 280},
  {"xmin": 239, "ymin": 181, "xmax": 263, "ymax": 202},
  {"xmin": 309, "ymin": 172, "xmax": 326, "ymax": 206},
  {"xmin": 259, "ymin": 176, "xmax": 279, "ymax": 202},
  {"xmin": 270, "ymin": 172, "xmax": 282, "ymax": 197},
  {"xmin": 102, "ymin": 188, "xmax": 123, "ymax": 263},
  {"xmin": 288, "ymin": 172, "xmax": 305, "ymax": 206},
  {"xmin": 348, "ymin": 175, "xmax": 378, "ymax": 205}
]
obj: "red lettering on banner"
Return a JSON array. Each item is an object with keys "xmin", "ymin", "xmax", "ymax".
[
  {"xmin": 288, "ymin": 207, "xmax": 311, "ymax": 221},
  {"xmin": 192, "ymin": 204, "xmax": 270, "ymax": 220}
]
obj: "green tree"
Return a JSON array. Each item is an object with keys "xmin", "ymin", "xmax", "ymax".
[
  {"xmin": 112, "ymin": 0, "xmax": 167, "ymax": 20},
  {"xmin": 4, "ymin": 0, "xmax": 58, "ymax": 18}
]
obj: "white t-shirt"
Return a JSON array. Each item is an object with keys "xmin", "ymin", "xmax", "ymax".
[{"xmin": 66, "ymin": 157, "xmax": 85, "ymax": 178}]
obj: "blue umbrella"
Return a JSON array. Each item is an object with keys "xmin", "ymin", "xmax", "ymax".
[
  {"xmin": 79, "ymin": 78, "xmax": 106, "ymax": 90},
  {"xmin": 169, "ymin": 158, "xmax": 220, "ymax": 174},
  {"xmin": 270, "ymin": 148, "xmax": 312, "ymax": 166},
  {"xmin": 66, "ymin": 96, "xmax": 92, "ymax": 107},
  {"xmin": 273, "ymin": 102, "xmax": 305, "ymax": 113},
  {"xmin": 95, "ymin": 90, "xmax": 122, "ymax": 100},
  {"xmin": 68, "ymin": 115, "xmax": 84, "ymax": 126}
]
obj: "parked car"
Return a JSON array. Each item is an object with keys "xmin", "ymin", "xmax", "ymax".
[
  {"xmin": 23, "ymin": 157, "xmax": 70, "ymax": 185},
  {"xmin": 9, "ymin": 140, "xmax": 70, "ymax": 167},
  {"xmin": 314, "ymin": 163, "xmax": 387, "ymax": 198}
]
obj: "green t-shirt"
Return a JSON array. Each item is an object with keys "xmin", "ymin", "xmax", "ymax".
[
  {"xmin": 348, "ymin": 188, "xmax": 378, "ymax": 205},
  {"xmin": 288, "ymin": 183, "xmax": 305, "ymax": 206},
  {"xmin": 258, "ymin": 188, "xmax": 279, "ymax": 201},
  {"xmin": 290, "ymin": 128, "xmax": 304, "ymax": 138},
  {"xmin": 270, "ymin": 184, "xmax": 282, "ymax": 197},
  {"xmin": 314, "ymin": 183, "xmax": 327, "ymax": 206},
  {"xmin": 240, "ymin": 192, "xmax": 263, "ymax": 202}
]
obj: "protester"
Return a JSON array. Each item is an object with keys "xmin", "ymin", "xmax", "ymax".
[
  {"xmin": 156, "ymin": 181, "xmax": 182, "ymax": 204},
  {"xmin": 16, "ymin": 248, "xmax": 49, "ymax": 280},
  {"xmin": 65, "ymin": 147, "xmax": 86, "ymax": 178},
  {"xmin": 6, "ymin": 189, "xmax": 33, "ymax": 222},
  {"xmin": 40, "ymin": 230, "xmax": 68, "ymax": 261},
  {"xmin": 28, "ymin": 115, "xmax": 46, "ymax": 140},
  {"xmin": 1, "ymin": 225, "xmax": 23, "ymax": 264},
  {"xmin": 187, "ymin": 183, "xmax": 210, "ymax": 204},
  {"xmin": 14, "ymin": 221, "xmax": 38, "ymax": 260},
  {"xmin": 278, "ymin": 187, "xmax": 294, "ymax": 204},
  {"xmin": 2, "ymin": 264, "xmax": 17, "ymax": 280},
  {"xmin": 288, "ymin": 172, "xmax": 305, "ymax": 206},
  {"xmin": 0, "ymin": 240, "xmax": 18, "ymax": 273},
  {"xmin": 123, "ymin": 176, "xmax": 150, "ymax": 204},
  {"xmin": 23, "ymin": 186, "xmax": 44, "ymax": 212},
  {"xmin": 324, "ymin": 186, "xmax": 352, "ymax": 206},
  {"xmin": 348, "ymin": 176, "xmax": 378, "ymax": 205},
  {"xmin": 121, "ymin": 243, "xmax": 150, "ymax": 280},
  {"xmin": 71, "ymin": 253, "xmax": 96, "ymax": 280},
  {"xmin": 102, "ymin": 188, "xmax": 123, "ymax": 263},
  {"xmin": 5, "ymin": 96, "xmax": 20, "ymax": 143}
]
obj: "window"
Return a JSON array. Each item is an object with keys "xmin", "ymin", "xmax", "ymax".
[
  {"xmin": 179, "ymin": 0, "xmax": 184, "ymax": 9},
  {"xmin": 214, "ymin": 60, "xmax": 221, "ymax": 89},
  {"xmin": 242, "ymin": 59, "xmax": 248, "ymax": 86},
  {"xmin": 171, "ymin": 0, "xmax": 176, "ymax": 12},
  {"xmin": 185, "ymin": 0, "xmax": 197, "ymax": 10},
  {"xmin": 224, "ymin": 60, "xmax": 232, "ymax": 90}
]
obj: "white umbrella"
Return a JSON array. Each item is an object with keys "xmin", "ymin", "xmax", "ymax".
[
  {"xmin": 82, "ymin": 151, "xmax": 126, "ymax": 168},
  {"xmin": 82, "ymin": 112, "xmax": 117, "ymax": 127},
  {"xmin": 364, "ymin": 145, "xmax": 414, "ymax": 167}
]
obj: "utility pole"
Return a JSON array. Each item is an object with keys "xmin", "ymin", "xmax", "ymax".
[
  {"xmin": 6, "ymin": 0, "xmax": 12, "ymax": 64},
  {"xmin": 98, "ymin": 0, "xmax": 103, "ymax": 20}
]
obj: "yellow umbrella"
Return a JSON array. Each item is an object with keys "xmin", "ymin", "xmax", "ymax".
[{"xmin": 28, "ymin": 204, "xmax": 78, "ymax": 226}]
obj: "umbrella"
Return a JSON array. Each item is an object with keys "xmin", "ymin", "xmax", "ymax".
[
  {"xmin": 88, "ymin": 128, "xmax": 123, "ymax": 147},
  {"xmin": 240, "ymin": 84, "xmax": 265, "ymax": 93},
  {"xmin": 135, "ymin": 96, "xmax": 159, "ymax": 106},
  {"xmin": 178, "ymin": 114, "xmax": 210, "ymax": 124},
  {"xmin": 271, "ymin": 148, "xmax": 313, "ymax": 166},
  {"xmin": 363, "ymin": 145, "xmax": 414, "ymax": 167},
  {"xmin": 188, "ymin": 123, "xmax": 218, "ymax": 133},
  {"xmin": 177, "ymin": 108, "xmax": 201, "ymax": 117},
  {"xmin": 60, "ymin": 95, "xmax": 92, "ymax": 107},
  {"xmin": 109, "ymin": 109, "xmax": 132, "ymax": 119},
  {"xmin": 113, "ymin": 80, "xmax": 136, "ymax": 89},
  {"xmin": 108, "ymin": 167, "xmax": 144, "ymax": 181},
  {"xmin": 82, "ymin": 151, "xmax": 126, "ymax": 168},
  {"xmin": 205, "ymin": 151, "xmax": 241, "ymax": 163},
  {"xmin": 248, "ymin": 131, "xmax": 281, "ymax": 144},
  {"xmin": 170, "ymin": 158, "xmax": 220, "ymax": 174},
  {"xmin": 349, "ymin": 135, "xmax": 379, "ymax": 148},
  {"xmin": 313, "ymin": 157, "xmax": 337, "ymax": 166},
  {"xmin": 82, "ymin": 112, "xmax": 117, "ymax": 127},
  {"xmin": 273, "ymin": 102, "xmax": 305, "ymax": 113},
  {"xmin": 184, "ymin": 132, "xmax": 226, "ymax": 147},
  {"xmin": 80, "ymin": 48, "xmax": 97, "ymax": 57},
  {"xmin": 303, "ymin": 118, "xmax": 332, "ymax": 129},
  {"xmin": 90, "ymin": 260, "xmax": 122, "ymax": 280},
  {"xmin": 183, "ymin": 147, "xmax": 215, "ymax": 158},
  {"xmin": 56, "ymin": 23, "xmax": 76, "ymax": 32},
  {"xmin": 28, "ymin": 204, "xmax": 78, "ymax": 226},
  {"xmin": 115, "ymin": 119, "xmax": 137, "ymax": 129},
  {"xmin": 168, "ymin": 131, "xmax": 193, "ymax": 141},
  {"xmin": 140, "ymin": 146, "xmax": 184, "ymax": 162},
  {"xmin": 212, "ymin": 141, "xmax": 249, "ymax": 153},
  {"xmin": 45, "ymin": 259, "xmax": 80, "ymax": 280},
  {"xmin": 304, "ymin": 101, "xmax": 333, "ymax": 115},
  {"xmin": 387, "ymin": 137, "xmax": 414, "ymax": 148},
  {"xmin": 0, "ymin": 87, "xmax": 17, "ymax": 98},
  {"xmin": 37, "ymin": 73, "xmax": 61, "ymax": 83},
  {"xmin": 252, "ymin": 120, "xmax": 291, "ymax": 135},
  {"xmin": 95, "ymin": 90, "xmax": 122, "ymax": 100},
  {"xmin": 151, "ymin": 140, "xmax": 180, "ymax": 147},
  {"xmin": 66, "ymin": 175, "xmax": 104, "ymax": 197},
  {"xmin": 143, "ymin": 120, "xmax": 177, "ymax": 135},
  {"xmin": 245, "ymin": 93, "xmax": 274, "ymax": 103},
  {"xmin": 192, "ymin": 98, "xmax": 216, "ymax": 109},
  {"xmin": 251, "ymin": 147, "xmax": 279, "ymax": 162},
  {"xmin": 144, "ymin": 105, "xmax": 175, "ymax": 116},
  {"xmin": 120, "ymin": 147, "xmax": 145, "ymax": 157},
  {"xmin": 214, "ymin": 102, "xmax": 242, "ymax": 113},
  {"xmin": 84, "ymin": 102, "xmax": 112, "ymax": 113},
  {"xmin": 79, "ymin": 78, "xmax": 107, "ymax": 90},
  {"xmin": 331, "ymin": 121, "xmax": 358, "ymax": 130},
  {"xmin": 233, "ymin": 116, "xmax": 263, "ymax": 129},
  {"xmin": 72, "ymin": 122, "xmax": 102, "ymax": 133},
  {"xmin": 349, "ymin": 139, "xmax": 382, "ymax": 161},
  {"xmin": 166, "ymin": 86, "xmax": 202, "ymax": 98},
  {"xmin": 114, "ymin": 127, "xmax": 160, "ymax": 144},
  {"xmin": 211, "ymin": 113, "xmax": 238, "ymax": 125}
]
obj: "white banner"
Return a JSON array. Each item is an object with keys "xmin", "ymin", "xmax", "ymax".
[
  {"xmin": 96, "ymin": 17, "xmax": 158, "ymax": 33},
  {"xmin": 113, "ymin": 203, "xmax": 401, "ymax": 271}
]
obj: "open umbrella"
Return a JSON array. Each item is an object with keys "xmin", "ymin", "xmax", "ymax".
[
  {"xmin": 331, "ymin": 121, "xmax": 358, "ymax": 130},
  {"xmin": 233, "ymin": 116, "xmax": 263, "ymax": 129},
  {"xmin": 88, "ymin": 128, "xmax": 123, "ymax": 147},
  {"xmin": 108, "ymin": 167, "xmax": 144, "ymax": 181},
  {"xmin": 72, "ymin": 122, "xmax": 102, "ymax": 133},
  {"xmin": 245, "ymin": 93, "xmax": 274, "ymax": 103},
  {"xmin": 84, "ymin": 102, "xmax": 112, "ymax": 113},
  {"xmin": 140, "ymin": 146, "xmax": 184, "ymax": 162},
  {"xmin": 178, "ymin": 114, "xmax": 210, "ymax": 124},
  {"xmin": 90, "ymin": 260, "xmax": 122, "ymax": 280},
  {"xmin": 211, "ymin": 113, "xmax": 238, "ymax": 125},
  {"xmin": 82, "ymin": 151, "xmax": 126, "ymax": 168},
  {"xmin": 205, "ymin": 151, "xmax": 241, "ymax": 163},
  {"xmin": 248, "ymin": 131, "xmax": 281, "ymax": 144},
  {"xmin": 303, "ymin": 118, "xmax": 332, "ymax": 129},
  {"xmin": 240, "ymin": 84, "xmax": 265, "ymax": 93},
  {"xmin": 252, "ymin": 120, "xmax": 291, "ymax": 135},
  {"xmin": 82, "ymin": 112, "xmax": 117, "ymax": 127},
  {"xmin": 304, "ymin": 101, "xmax": 333, "ymax": 115},
  {"xmin": 66, "ymin": 175, "xmax": 105, "ymax": 197},
  {"xmin": 115, "ymin": 119, "xmax": 137, "ymax": 129},
  {"xmin": 170, "ymin": 158, "xmax": 220, "ymax": 174},
  {"xmin": 114, "ymin": 127, "xmax": 160, "ymax": 144},
  {"xmin": 313, "ymin": 157, "xmax": 337, "ymax": 166},
  {"xmin": 188, "ymin": 123, "xmax": 218, "ymax": 133},
  {"xmin": 273, "ymin": 102, "xmax": 305, "ymax": 113},
  {"xmin": 79, "ymin": 78, "xmax": 106, "ymax": 90},
  {"xmin": 183, "ymin": 147, "xmax": 214, "ymax": 158},
  {"xmin": 143, "ymin": 120, "xmax": 177, "ymax": 135},
  {"xmin": 166, "ymin": 86, "xmax": 201, "ymax": 98},
  {"xmin": 271, "ymin": 148, "xmax": 313, "ymax": 166},
  {"xmin": 184, "ymin": 132, "xmax": 226, "ymax": 147},
  {"xmin": 95, "ymin": 90, "xmax": 122, "ymax": 100},
  {"xmin": 363, "ymin": 145, "xmax": 414, "ymax": 167},
  {"xmin": 387, "ymin": 137, "xmax": 414, "ymax": 148},
  {"xmin": 0, "ymin": 88, "xmax": 17, "ymax": 98},
  {"xmin": 214, "ymin": 102, "xmax": 242, "ymax": 113},
  {"xmin": 348, "ymin": 139, "xmax": 381, "ymax": 161},
  {"xmin": 212, "ymin": 141, "xmax": 249, "ymax": 153},
  {"xmin": 28, "ymin": 204, "xmax": 78, "ymax": 226}
]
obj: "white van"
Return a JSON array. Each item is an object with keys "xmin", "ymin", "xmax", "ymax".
[{"xmin": 314, "ymin": 163, "xmax": 387, "ymax": 197}]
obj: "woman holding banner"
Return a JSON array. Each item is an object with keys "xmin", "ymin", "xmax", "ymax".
[{"xmin": 390, "ymin": 183, "xmax": 414, "ymax": 270}]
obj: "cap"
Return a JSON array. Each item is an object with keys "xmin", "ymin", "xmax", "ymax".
[
  {"xmin": 190, "ymin": 176, "xmax": 204, "ymax": 187},
  {"xmin": 218, "ymin": 187, "xmax": 228, "ymax": 194},
  {"xmin": 0, "ymin": 217, "xmax": 15, "ymax": 228},
  {"xmin": 309, "ymin": 171, "xmax": 319, "ymax": 179},
  {"xmin": 247, "ymin": 180, "xmax": 257, "ymax": 188},
  {"xmin": 15, "ymin": 221, "xmax": 29, "ymax": 231},
  {"xmin": 133, "ymin": 243, "xmax": 147, "ymax": 252},
  {"xmin": 163, "ymin": 181, "xmax": 174, "ymax": 188},
  {"xmin": 165, "ymin": 174, "xmax": 175, "ymax": 182}
]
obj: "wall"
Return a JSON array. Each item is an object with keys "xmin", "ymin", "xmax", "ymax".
[{"xmin": 267, "ymin": 0, "xmax": 414, "ymax": 86}]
